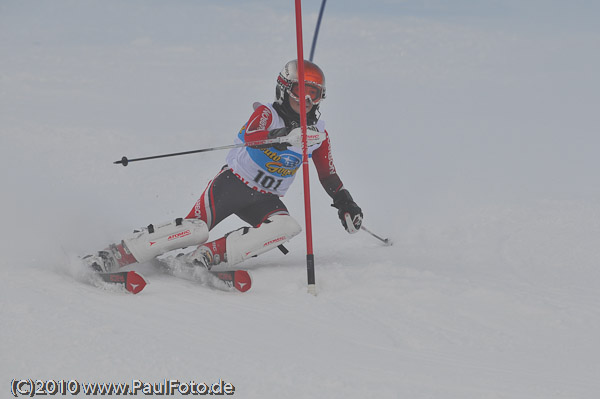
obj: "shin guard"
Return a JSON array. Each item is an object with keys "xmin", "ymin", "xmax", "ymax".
[
  {"xmin": 123, "ymin": 218, "xmax": 209, "ymax": 264},
  {"xmin": 225, "ymin": 215, "xmax": 302, "ymax": 266}
]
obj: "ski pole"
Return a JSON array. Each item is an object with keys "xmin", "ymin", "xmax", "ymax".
[
  {"xmin": 114, "ymin": 137, "xmax": 286, "ymax": 166},
  {"xmin": 309, "ymin": 0, "xmax": 327, "ymax": 62},
  {"xmin": 361, "ymin": 225, "xmax": 393, "ymax": 246}
]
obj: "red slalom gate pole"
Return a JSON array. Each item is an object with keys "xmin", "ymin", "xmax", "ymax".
[{"xmin": 294, "ymin": 0, "xmax": 317, "ymax": 295}]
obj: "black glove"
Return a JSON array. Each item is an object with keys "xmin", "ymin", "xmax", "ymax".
[{"xmin": 331, "ymin": 189, "xmax": 363, "ymax": 234}]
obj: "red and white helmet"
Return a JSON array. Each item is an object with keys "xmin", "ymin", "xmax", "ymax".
[{"xmin": 275, "ymin": 59, "xmax": 326, "ymax": 106}]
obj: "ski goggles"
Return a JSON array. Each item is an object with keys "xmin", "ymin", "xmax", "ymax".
[{"xmin": 289, "ymin": 82, "xmax": 325, "ymax": 105}]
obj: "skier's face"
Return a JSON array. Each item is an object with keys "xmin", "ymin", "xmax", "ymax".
[
  {"xmin": 290, "ymin": 82, "xmax": 323, "ymax": 105},
  {"xmin": 288, "ymin": 94, "xmax": 313, "ymax": 115}
]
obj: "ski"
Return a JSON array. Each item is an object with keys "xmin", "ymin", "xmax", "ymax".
[
  {"xmin": 153, "ymin": 257, "xmax": 252, "ymax": 293},
  {"xmin": 95, "ymin": 271, "xmax": 147, "ymax": 294},
  {"xmin": 208, "ymin": 270, "xmax": 252, "ymax": 293},
  {"xmin": 80, "ymin": 251, "xmax": 250, "ymax": 293}
]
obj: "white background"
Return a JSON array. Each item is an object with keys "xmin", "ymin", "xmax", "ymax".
[{"xmin": 1, "ymin": 1, "xmax": 599, "ymax": 397}]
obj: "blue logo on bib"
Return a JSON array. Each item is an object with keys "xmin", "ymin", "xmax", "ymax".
[{"xmin": 279, "ymin": 154, "xmax": 302, "ymax": 168}]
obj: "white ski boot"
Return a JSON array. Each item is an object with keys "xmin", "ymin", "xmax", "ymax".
[
  {"xmin": 185, "ymin": 245, "xmax": 216, "ymax": 270},
  {"xmin": 82, "ymin": 250, "xmax": 118, "ymax": 273}
]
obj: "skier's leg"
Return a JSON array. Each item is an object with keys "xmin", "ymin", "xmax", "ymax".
[
  {"xmin": 187, "ymin": 193, "xmax": 301, "ymax": 268},
  {"xmin": 83, "ymin": 218, "xmax": 209, "ymax": 272},
  {"xmin": 122, "ymin": 218, "xmax": 209, "ymax": 264},
  {"xmin": 186, "ymin": 167, "xmax": 289, "ymax": 230},
  {"xmin": 225, "ymin": 214, "xmax": 302, "ymax": 265},
  {"xmin": 84, "ymin": 167, "xmax": 242, "ymax": 273},
  {"xmin": 187, "ymin": 214, "xmax": 302, "ymax": 268},
  {"xmin": 185, "ymin": 167, "xmax": 233, "ymax": 229}
]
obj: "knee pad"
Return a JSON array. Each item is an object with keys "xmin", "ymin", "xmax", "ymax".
[
  {"xmin": 123, "ymin": 218, "xmax": 209, "ymax": 263},
  {"xmin": 225, "ymin": 215, "xmax": 302, "ymax": 266}
]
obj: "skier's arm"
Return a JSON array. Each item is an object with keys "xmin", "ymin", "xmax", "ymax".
[
  {"xmin": 312, "ymin": 132, "xmax": 344, "ymax": 196},
  {"xmin": 242, "ymin": 105, "xmax": 273, "ymax": 144},
  {"xmin": 242, "ymin": 105, "xmax": 302, "ymax": 150},
  {"xmin": 312, "ymin": 134, "xmax": 363, "ymax": 233}
]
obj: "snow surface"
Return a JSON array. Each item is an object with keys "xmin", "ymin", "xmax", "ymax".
[{"xmin": 1, "ymin": 1, "xmax": 600, "ymax": 398}]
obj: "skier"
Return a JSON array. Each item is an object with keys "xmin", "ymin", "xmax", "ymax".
[{"xmin": 84, "ymin": 59, "xmax": 363, "ymax": 273}]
